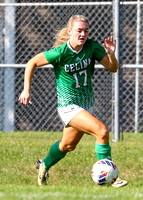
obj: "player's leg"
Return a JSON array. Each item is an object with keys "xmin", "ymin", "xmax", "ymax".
[
  {"xmin": 59, "ymin": 126, "xmax": 84, "ymax": 152},
  {"xmin": 38, "ymin": 126, "xmax": 84, "ymax": 186},
  {"xmin": 68, "ymin": 109, "xmax": 111, "ymax": 160},
  {"xmin": 69, "ymin": 110, "xmax": 128, "ymax": 187},
  {"xmin": 44, "ymin": 127, "xmax": 84, "ymax": 170}
]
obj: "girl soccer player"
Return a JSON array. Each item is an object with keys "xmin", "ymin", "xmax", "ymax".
[{"xmin": 19, "ymin": 15, "xmax": 127, "ymax": 187}]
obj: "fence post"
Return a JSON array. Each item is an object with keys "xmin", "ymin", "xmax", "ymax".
[
  {"xmin": 4, "ymin": 0, "xmax": 15, "ymax": 132},
  {"xmin": 113, "ymin": 0, "xmax": 120, "ymax": 141},
  {"xmin": 0, "ymin": 14, "xmax": 3, "ymax": 131},
  {"xmin": 135, "ymin": 0, "xmax": 140, "ymax": 134}
]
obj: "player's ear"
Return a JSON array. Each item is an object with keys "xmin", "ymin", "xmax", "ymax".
[{"xmin": 67, "ymin": 27, "xmax": 72, "ymax": 36}]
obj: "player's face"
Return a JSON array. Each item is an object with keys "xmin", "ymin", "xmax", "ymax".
[{"xmin": 68, "ymin": 20, "xmax": 89, "ymax": 51}]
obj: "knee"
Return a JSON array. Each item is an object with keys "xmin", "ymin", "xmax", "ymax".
[
  {"xmin": 97, "ymin": 126, "xmax": 109, "ymax": 141},
  {"xmin": 60, "ymin": 143, "xmax": 76, "ymax": 152}
]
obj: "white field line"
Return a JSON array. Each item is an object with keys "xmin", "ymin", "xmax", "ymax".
[
  {"xmin": 0, "ymin": 191, "xmax": 113, "ymax": 199},
  {"xmin": 1, "ymin": 191, "xmax": 143, "ymax": 199},
  {"xmin": 15, "ymin": 192, "xmax": 112, "ymax": 199}
]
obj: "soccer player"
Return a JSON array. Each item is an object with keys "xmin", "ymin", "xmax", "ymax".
[{"xmin": 19, "ymin": 15, "xmax": 127, "ymax": 187}]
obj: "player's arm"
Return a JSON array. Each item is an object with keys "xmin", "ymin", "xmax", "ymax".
[
  {"xmin": 23, "ymin": 52, "xmax": 49, "ymax": 93},
  {"xmin": 100, "ymin": 36, "xmax": 118, "ymax": 73},
  {"xmin": 19, "ymin": 52, "xmax": 49, "ymax": 106}
]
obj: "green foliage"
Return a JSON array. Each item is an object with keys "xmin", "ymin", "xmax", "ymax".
[{"xmin": 0, "ymin": 132, "xmax": 143, "ymax": 200}]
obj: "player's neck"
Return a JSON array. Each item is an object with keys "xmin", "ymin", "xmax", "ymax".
[{"xmin": 68, "ymin": 40, "xmax": 83, "ymax": 52}]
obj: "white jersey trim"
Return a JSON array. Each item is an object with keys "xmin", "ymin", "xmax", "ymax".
[{"xmin": 67, "ymin": 41, "xmax": 83, "ymax": 54}]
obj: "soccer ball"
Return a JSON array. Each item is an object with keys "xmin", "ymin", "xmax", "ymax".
[{"xmin": 91, "ymin": 159, "xmax": 118, "ymax": 185}]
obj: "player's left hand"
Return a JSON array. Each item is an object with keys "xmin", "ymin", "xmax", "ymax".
[{"xmin": 103, "ymin": 36, "xmax": 116, "ymax": 56}]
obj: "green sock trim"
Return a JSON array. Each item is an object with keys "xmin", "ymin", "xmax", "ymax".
[
  {"xmin": 44, "ymin": 141, "xmax": 67, "ymax": 170},
  {"xmin": 95, "ymin": 142, "xmax": 112, "ymax": 160}
]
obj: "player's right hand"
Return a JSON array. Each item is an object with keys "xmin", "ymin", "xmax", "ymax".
[{"xmin": 18, "ymin": 90, "xmax": 32, "ymax": 107}]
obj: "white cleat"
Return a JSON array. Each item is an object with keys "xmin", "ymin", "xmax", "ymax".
[
  {"xmin": 112, "ymin": 177, "xmax": 128, "ymax": 188},
  {"xmin": 38, "ymin": 162, "xmax": 49, "ymax": 186},
  {"xmin": 36, "ymin": 159, "xmax": 44, "ymax": 169}
]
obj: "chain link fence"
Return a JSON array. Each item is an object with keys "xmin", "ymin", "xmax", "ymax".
[{"xmin": 0, "ymin": 1, "xmax": 143, "ymax": 140}]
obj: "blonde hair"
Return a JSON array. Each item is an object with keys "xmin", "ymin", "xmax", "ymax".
[{"xmin": 52, "ymin": 15, "xmax": 89, "ymax": 48}]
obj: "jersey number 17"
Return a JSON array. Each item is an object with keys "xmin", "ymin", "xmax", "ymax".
[{"xmin": 73, "ymin": 70, "xmax": 87, "ymax": 88}]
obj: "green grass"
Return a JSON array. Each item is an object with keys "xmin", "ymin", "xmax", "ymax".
[{"xmin": 0, "ymin": 132, "xmax": 143, "ymax": 200}]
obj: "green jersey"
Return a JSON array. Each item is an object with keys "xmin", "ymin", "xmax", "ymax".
[{"xmin": 44, "ymin": 38, "xmax": 106, "ymax": 109}]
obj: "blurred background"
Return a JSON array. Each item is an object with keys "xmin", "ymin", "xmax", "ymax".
[{"xmin": 0, "ymin": 0, "xmax": 143, "ymax": 141}]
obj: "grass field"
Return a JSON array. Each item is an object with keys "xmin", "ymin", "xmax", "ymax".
[{"xmin": 0, "ymin": 132, "xmax": 143, "ymax": 200}]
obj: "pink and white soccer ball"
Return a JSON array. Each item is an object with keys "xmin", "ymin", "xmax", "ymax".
[{"xmin": 91, "ymin": 159, "xmax": 118, "ymax": 185}]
